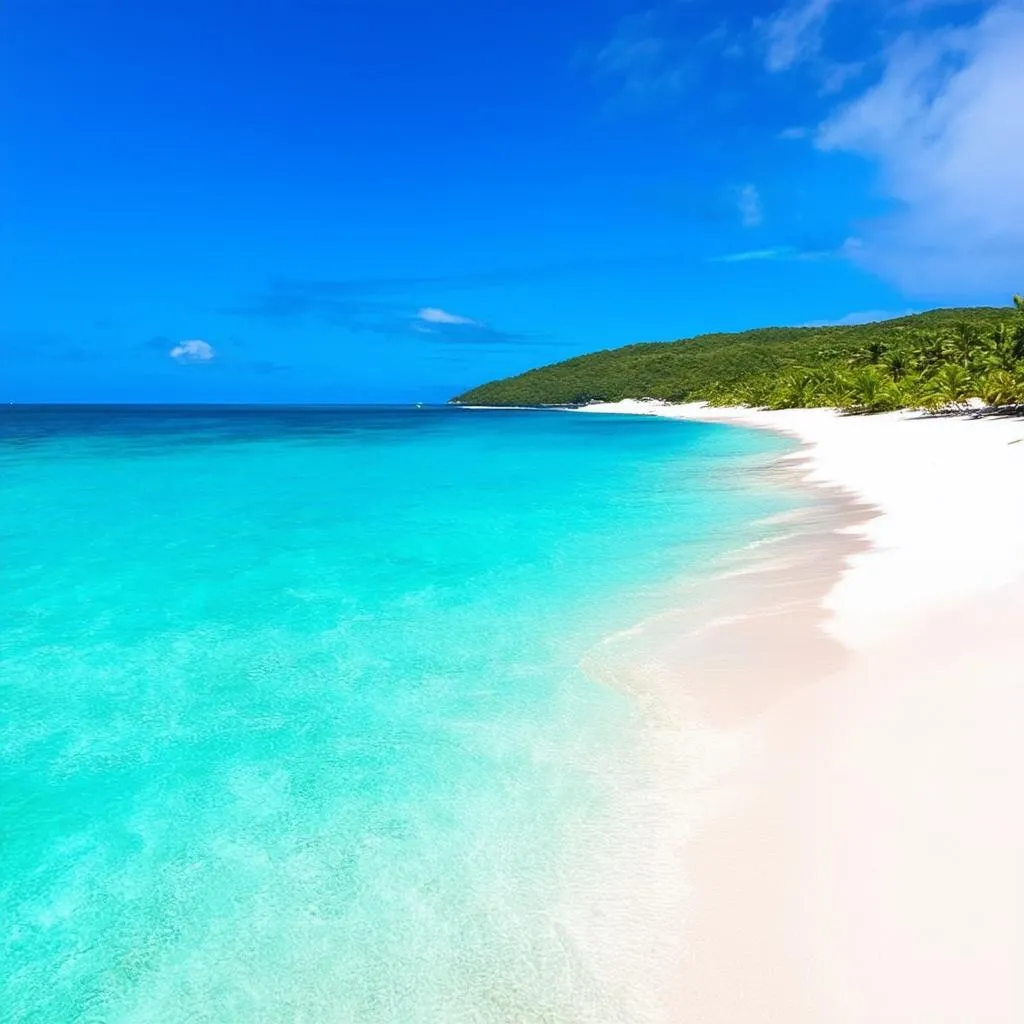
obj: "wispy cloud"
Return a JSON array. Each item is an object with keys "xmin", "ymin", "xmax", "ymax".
[
  {"xmin": 818, "ymin": 58, "xmax": 864, "ymax": 94},
  {"xmin": 583, "ymin": 6, "xmax": 744, "ymax": 104},
  {"xmin": 169, "ymin": 339, "xmax": 215, "ymax": 363},
  {"xmin": 709, "ymin": 244, "xmax": 836, "ymax": 263},
  {"xmin": 220, "ymin": 277, "xmax": 545, "ymax": 346},
  {"xmin": 710, "ymin": 246, "xmax": 794, "ymax": 263},
  {"xmin": 585, "ymin": 0, "xmax": 866, "ymax": 120},
  {"xmin": 816, "ymin": 1, "xmax": 1024, "ymax": 295},
  {"xmin": 219, "ymin": 257, "xmax": 704, "ymax": 343},
  {"xmin": 416, "ymin": 307, "xmax": 480, "ymax": 326},
  {"xmin": 736, "ymin": 183, "xmax": 764, "ymax": 227},
  {"xmin": 760, "ymin": 0, "xmax": 839, "ymax": 71},
  {"xmin": 588, "ymin": 8, "xmax": 691, "ymax": 98},
  {"xmin": 219, "ymin": 262, "xmax": 611, "ymax": 326},
  {"xmin": 407, "ymin": 309, "xmax": 541, "ymax": 346}
]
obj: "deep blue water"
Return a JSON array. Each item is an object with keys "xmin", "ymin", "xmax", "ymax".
[{"xmin": 0, "ymin": 406, "xmax": 794, "ymax": 1023}]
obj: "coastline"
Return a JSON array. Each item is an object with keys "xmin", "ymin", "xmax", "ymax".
[{"xmin": 580, "ymin": 400, "xmax": 1024, "ymax": 1022}]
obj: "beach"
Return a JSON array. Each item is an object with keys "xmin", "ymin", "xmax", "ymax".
[
  {"xmin": 5, "ymin": 402, "xmax": 1022, "ymax": 1021},
  {"xmin": 582, "ymin": 401, "xmax": 1024, "ymax": 1023},
  {"xmin": 2, "ymin": 405, "xmax": 799, "ymax": 1023}
]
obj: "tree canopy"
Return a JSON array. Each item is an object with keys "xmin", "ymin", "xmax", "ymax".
[{"xmin": 452, "ymin": 304, "xmax": 1024, "ymax": 413}]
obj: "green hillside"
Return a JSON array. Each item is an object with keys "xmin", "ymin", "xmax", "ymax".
[{"xmin": 453, "ymin": 303, "xmax": 1024, "ymax": 413}]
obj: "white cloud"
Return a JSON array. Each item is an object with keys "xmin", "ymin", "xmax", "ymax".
[
  {"xmin": 710, "ymin": 246, "xmax": 793, "ymax": 263},
  {"xmin": 586, "ymin": 7, "xmax": 719, "ymax": 100},
  {"xmin": 737, "ymin": 183, "xmax": 764, "ymax": 227},
  {"xmin": 169, "ymin": 339, "xmax": 215, "ymax": 363},
  {"xmin": 710, "ymin": 244, "xmax": 836, "ymax": 263},
  {"xmin": 761, "ymin": 0, "xmax": 839, "ymax": 71},
  {"xmin": 416, "ymin": 307, "xmax": 480, "ymax": 326},
  {"xmin": 817, "ymin": 1, "xmax": 1024, "ymax": 296}
]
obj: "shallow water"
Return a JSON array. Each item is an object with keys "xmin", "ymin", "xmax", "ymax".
[{"xmin": 0, "ymin": 406, "xmax": 795, "ymax": 1023}]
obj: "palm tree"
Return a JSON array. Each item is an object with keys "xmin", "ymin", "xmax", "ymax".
[
  {"xmin": 923, "ymin": 364, "xmax": 972, "ymax": 411},
  {"xmin": 979, "ymin": 369, "xmax": 1021, "ymax": 408},
  {"xmin": 767, "ymin": 369, "xmax": 821, "ymax": 409},
  {"xmin": 862, "ymin": 338, "xmax": 887, "ymax": 365},
  {"xmin": 1007, "ymin": 294, "xmax": 1024, "ymax": 360},
  {"xmin": 818, "ymin": 369, "xmax": 855, "ymax": 408},
  {"xmin": 885, "ymin": 348, "xmax": 911, "ymax": 381},
  {"xmin": 979, "ymin": 323, "xmax": 1016, "ymax": 372},
  {"xmin": 740, "ymin": 376, "xmax": 777, "ymax": 408},
  {"xmin": 1010, "ymin": 326, "xmax": 1024, "ymax": 360},
  {"xmin": 1011, "ymin": 324, "xmax": 1024, "ymax": 362},
  {"xmin": 912, "ymin": 331, "xmax": 946, "ymax": 369},
  {"xmin": 848, "ymin": 367, "xmax": 899, "ymax": 413},
  {"xmin": 896, "ymin": 375, "xmax": 929, "ymax": 411},
  {"xmin": 952, "ymin": 321, "xmax": 981, "ymax": 369}
]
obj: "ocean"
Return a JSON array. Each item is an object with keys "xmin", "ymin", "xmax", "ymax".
[{"xmin": 1, "ymin": 406, "xmax": 796, "ymax": 1023}]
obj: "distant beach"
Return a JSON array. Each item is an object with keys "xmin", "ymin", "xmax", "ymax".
[{"xmin": 582, "ymin": 400, "xmax": 1024, "ymax": 1023}]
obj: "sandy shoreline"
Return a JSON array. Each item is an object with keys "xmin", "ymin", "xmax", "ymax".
[{"xmin": 582, "ymin": 400, "xmax": 1024, "ymax": 1023}]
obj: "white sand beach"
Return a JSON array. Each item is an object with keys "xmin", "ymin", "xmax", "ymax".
[{"xmin": 583, "ymin": 401, "xmax": 1024, "ymax": 1023}]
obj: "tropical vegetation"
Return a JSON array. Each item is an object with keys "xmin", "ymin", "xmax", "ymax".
[{"xmin": 453, "ymin": 299, "xmax": 1024, "ymax": 414}]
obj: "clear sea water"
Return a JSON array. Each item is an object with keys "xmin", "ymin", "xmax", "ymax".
[{"xmin": 1, "ymin": 406, "xmax": 795, "ymax": 1024}]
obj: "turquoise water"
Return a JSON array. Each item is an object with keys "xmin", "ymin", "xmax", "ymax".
[{"xmin": 1, "ymin": 406, "xmax": 794, "ymax": 1023}]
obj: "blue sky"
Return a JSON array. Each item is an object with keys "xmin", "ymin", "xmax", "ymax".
[{"xmin": 3, "ymin": 0, "xmax": 1022, "ymax": 403}]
